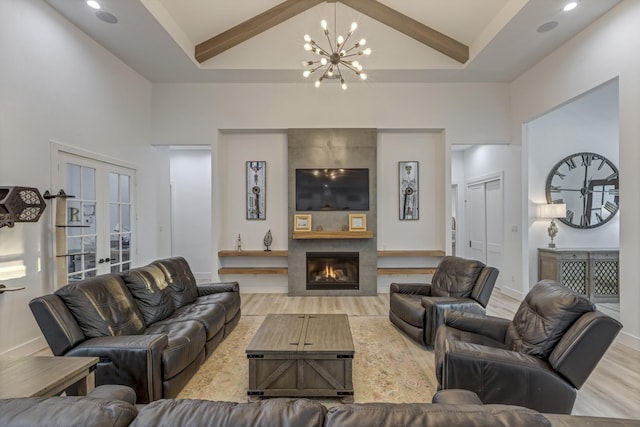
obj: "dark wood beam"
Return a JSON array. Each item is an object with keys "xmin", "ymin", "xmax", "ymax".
[
  {"xmin": 195, "ymin": 0, "xmax": 325, "ymax": 64},
  {"xmin": 339, "ymin": 0, "xmax": 469, "ymax": 64}
]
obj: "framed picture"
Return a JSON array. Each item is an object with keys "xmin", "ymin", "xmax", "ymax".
[
  {"xmin": 294, "ymin": 214, "xmax": 312, "ymax": 232},
  {"xmin": 349, "ymin": 213, "xmax": 366, "ymax": 231},
  {"xmin": 399, "ymin": 161, "xmax": 419, "ymax": 220},
  {"xmin": 247, "ymin": 161, "xmax": 266, "ymax": 220}
]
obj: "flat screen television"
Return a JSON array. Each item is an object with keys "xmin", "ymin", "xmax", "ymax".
[{"xmin": 296, "ymin": 168, "xmax": 369, "ymax": 211}]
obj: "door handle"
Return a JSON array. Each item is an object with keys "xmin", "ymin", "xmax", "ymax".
[{"xmin": 98, "ymin": 258, "xmax": 114, "ymax": 264}]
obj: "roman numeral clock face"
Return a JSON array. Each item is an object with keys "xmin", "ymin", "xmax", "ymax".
[{"xmin": 546, "ymin": 152, "xmax": 619, "ymax": 229}]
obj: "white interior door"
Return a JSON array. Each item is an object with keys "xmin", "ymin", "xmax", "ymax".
[
  {"xmin": 485, "ymin": 179, "xmax": 503, "ymax": 271},
  {"xmin": 467, "ymin": 182, "xmax": 487, "ymax": 263},
  {"xmin": 58, "ymin": 152, "xmax": 136, "ymax": 283}
]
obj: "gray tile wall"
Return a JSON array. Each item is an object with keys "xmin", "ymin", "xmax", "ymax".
[{"xmin": 288, "ymin": 128, "xmax": 377, "ymax": 296}]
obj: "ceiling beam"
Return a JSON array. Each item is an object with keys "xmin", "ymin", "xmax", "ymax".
[
  {"xmin": 339, "ymin": 0, "xmax": 469, "ymax": 64},
  {"xmin": 195, "ymin": 0, "xmax": 325, "ymax": 64}
]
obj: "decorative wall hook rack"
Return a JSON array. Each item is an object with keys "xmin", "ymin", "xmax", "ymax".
[{"xmin": 0, "ymin": 284, "xmax": 25, "ymax": 294}]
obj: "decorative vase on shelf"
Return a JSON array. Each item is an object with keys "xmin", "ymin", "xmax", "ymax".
[
  {"xmin": 263, "ymin": 229, "xmax": 272, "ymax": 251},
  {"xmin": 236, "ymin": 234, "xmax": 242, "ymax": 252}
]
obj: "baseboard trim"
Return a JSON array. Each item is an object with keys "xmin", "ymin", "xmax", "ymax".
[
  {"xmin": 617, "ymin": 330, "xmax": 640, "ymax": 351},
  {"xmin": 239, "ymin": 285, "xmax": 288, "ymax": 294}
]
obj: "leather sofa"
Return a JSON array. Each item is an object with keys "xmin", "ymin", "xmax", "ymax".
[
  {"xmin": 29, "ymin": 257, "xmax": 241, "ymax": 403},
  {"xmin": 434, "ymin": 280, "xmax": 622, "ymax": 414},
  {"xmin": 1, "ymin": 386, "xmax": 638, "ymax": 427},
  {"xmin": 389, "ymin": 256, "xmax": 498, "ymax": 346}
]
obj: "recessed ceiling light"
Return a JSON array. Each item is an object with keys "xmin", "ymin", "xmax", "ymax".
[
  {"xmin": 86, "ymin": 1, "xmax": 100, "ymax": 9},
  {"xmin": 563, "ymin": 2, "xmax": 578, "ymax": 12}
]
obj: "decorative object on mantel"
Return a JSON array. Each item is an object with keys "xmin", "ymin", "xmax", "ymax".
[
  {"xmin": 301, "ymin": 2, "xmax": 371, "ymax": 90},
  {"xmin": 246, "ymin": 161, "xmax": 266, "ymax": 220},
  {"xmin": 236, "ymin": 234, "xmax": 242, "ymax": 252},
  {"xmin": 0, "ymin": 186, "xmax": 47, "ymax": 229},
  {"xmin": 539, "ymin": 203, "xmax": 567, "ymax": 248},
  {"xmin": 263, "ymin": 229, "xmax": 272, "ymax": 252},
  {"xmin": 348, "ymin": 213, "xmax": 366, "ymax": 231},
  {"xmin": 399, "ymin": 161, "xmax": 419, "ymax": 220},
  {"xmin": 294, "ymin": 214, "xmax": 312, "ymax": 232},
  {"xmin": 545, "ymin": 152, "xmax": 619, "ymax": 229}
]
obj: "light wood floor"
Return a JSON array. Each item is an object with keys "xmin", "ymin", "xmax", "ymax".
[{"xmin": 241, "ymin": 289, "xmax": 640, "ymax": 419}]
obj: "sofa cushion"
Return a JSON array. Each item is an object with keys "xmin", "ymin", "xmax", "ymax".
[
  {"xmin": 431, "ymin": 257, "xmax": 485, "ymax": 298},
  {"xmin": 505, "ymin": 280, "xmax": 596, "ymax": 359},
  {"xmin": 131, "ymin": 398, "xmax": 327, "ymax": 427},
  {"xmin": 151, "ymin": 257, "xmax": 198, "ymax": 308},
  {"xmin": 156, "ymin": 303, "xmax": 225, "ymax": 341},
  {"xmin": 144, "ymin": 320, "xmax": 206, "ymax": 379},
  {"xmin": 194, "ymin": 292, "xmax": 241, "ymax": 324},
  {"xmin": 122, "ymin": 265, "xmax": 175, "ymax": 325},
  {"xmin": 324, "ymin": 403, "xmax": 551, "ymax": 427},
  {"xmin": 0, "ymin": 396, "xmax": 137, "ymax": 427},
  {"xmin": 56, "ymin": 274, "xmax": 145, "ymax": 338}
]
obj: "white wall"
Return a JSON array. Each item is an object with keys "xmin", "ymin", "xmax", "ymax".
[
  {"xmin": 511, "ymin": 0, "xmax": 640, "ymax": 349},
  {"xmin": 151, "ymin": 83, "xmax": 512, "ymax": 293},
  {"xmin": 0, "ymin": 0, "xmax": 167, "ymax": 355},
  {"xmin": 169, "ymin": 148, "xmax": 212, "ymax": 279}
]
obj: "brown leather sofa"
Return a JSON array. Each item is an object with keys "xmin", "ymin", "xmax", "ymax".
[
  {"xmin": 434, "ymin": 280, "xmax": 622, "ymax": 414},
  {"xmin": 29, "ymin": 257, "xmax": 240, "ymax": 403},
  {"xmin": 1, "ymin": 386, "xmax": 638, "ymax": 427},
  {"xmin": 389, "ymin": 256, "xmax": 499, "ymax": 346}
]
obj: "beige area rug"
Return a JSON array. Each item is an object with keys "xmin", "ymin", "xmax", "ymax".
[{"xmin": 178, "ymin": 315, "xmax": 437, "ymax": 405}]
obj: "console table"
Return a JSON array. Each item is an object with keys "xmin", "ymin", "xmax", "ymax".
[{"xmin": 538, "ymin": 248, "xmax": 619, "ymax": 303}]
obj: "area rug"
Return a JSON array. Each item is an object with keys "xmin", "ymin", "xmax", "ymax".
[{"xmin": 178, "ymin": 315, "xmax": 437, "ymax": 405}]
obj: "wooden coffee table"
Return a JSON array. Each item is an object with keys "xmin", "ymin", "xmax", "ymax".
[
  {"xmin": 246, "ymin": 313, "xmax": 355, "ymax": 402},
  {"xmin": 0, "ymin": 356, "xmax": 98, "ymax": 398}
]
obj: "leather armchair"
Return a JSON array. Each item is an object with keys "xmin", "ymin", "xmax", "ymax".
[
  {"xmin": 389, "ymin": 256, "xmax": 499, "ymax": 346},
  {"xmin": 434, "ymin": 280, "xmax": 623, "ymax": 414}
]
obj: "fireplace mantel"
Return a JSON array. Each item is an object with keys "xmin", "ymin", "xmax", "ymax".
[{"xmin": 292, "ymin": 230, "xmax": 374, "ymax": 240}]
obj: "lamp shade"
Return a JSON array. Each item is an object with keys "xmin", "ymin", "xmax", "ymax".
[{"xmin": 539, "ymin": 203, "xmax": 567, "ymax": 219}]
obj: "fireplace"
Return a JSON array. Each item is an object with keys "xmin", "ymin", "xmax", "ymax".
[{"xmin": 306, "ymin": 252, "xmax": 359, "ymax": 290}]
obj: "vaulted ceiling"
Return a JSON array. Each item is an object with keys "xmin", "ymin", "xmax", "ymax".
[{"xmin": 42, "ymin": 0, "xmax": 620, "ymax": 83}]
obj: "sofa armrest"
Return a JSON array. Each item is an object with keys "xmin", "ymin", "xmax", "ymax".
[
  {"xmin": 197, "ymin": 281, "xmax": 239, "ymax": 296},
  {"xmin": 390, "ymin": 283, "xmax": 432, "ymax": 296},
  {"xmin": 29, "ymin": 294, "xmax": 86, "ymax": 356},
  {"xmin": 443, "ymin": 310, "xmax": 510, "ymax": 343},
  {"xmin": 66, "ymin": 334, "xmax": 168, "ymax": 403},
  {"xmin": 431, "ymin": 389, "xmax": 482, "ymax": 405},
  {"xmin": 421, "ymin": 298, "xmax": 486, "ymax": 345},
  {"xmin": 87, "ymin": 385, "xmax": 137, "ymax": 404},
  {"xmin": 439, "ymin": 341, "xmax": 576, "ymax": 413}
]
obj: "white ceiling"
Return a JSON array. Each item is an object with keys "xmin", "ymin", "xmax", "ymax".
[{"xmin": 41, "ymin": 0, "xmax": 620, "ymax": 83}]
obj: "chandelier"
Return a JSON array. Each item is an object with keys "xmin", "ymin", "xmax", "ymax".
[{"xmin": 301, "ymin": 8, "xmax": 371, "ymax": 90}]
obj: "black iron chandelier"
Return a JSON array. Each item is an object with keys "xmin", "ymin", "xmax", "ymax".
[{"xmin": 301, "ymin": 7, "xmax": 371, "ymax": 90}]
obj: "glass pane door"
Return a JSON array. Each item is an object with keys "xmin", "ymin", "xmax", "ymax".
[
  {"xmin": 65, "ymin": 163, "xmax": 98, "ymax": 282},
  {"xmin": 109, "ymin": 172, "xmax": 132, "ymax": 273},
  {"xmin": 58, "ymin": 151, "xmax": 136, "ymax": 285}
]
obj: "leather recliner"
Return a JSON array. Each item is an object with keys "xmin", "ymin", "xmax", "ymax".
[
  {"xmin": 434, "ymin": 280, "xmax": 623, "ymax": 414},
  {"xmin": 389, "ymin": 256, "xmax": 499, "ymax": 346}
]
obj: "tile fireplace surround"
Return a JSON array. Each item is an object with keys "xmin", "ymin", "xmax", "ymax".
[{"xmin": 287, "ymin": 128, "xmax": 377, "ymax": 296}]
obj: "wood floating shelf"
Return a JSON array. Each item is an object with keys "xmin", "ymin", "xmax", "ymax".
[
  {"xmin": 293, "ymin": 230, "xmax": 374, "ymax": 240},
  {"xmin": 218, "ymin": 250, "xmax": 288, "ymax": 257},
  {"xmin": 377, "ymin": 250, "xmax": 446, "ymax": 257},
  {"xmin": 377, "ymin": 268, "xmax": 437, "ymax": 275},
  {"xmin": 218, "ymin": 267, "xmax": 288, "ymax": 275}
]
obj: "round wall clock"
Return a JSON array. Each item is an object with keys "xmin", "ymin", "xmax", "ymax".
[{"xmin": 545, "ymin": 152, "xmax": 619, "ymax": 229}]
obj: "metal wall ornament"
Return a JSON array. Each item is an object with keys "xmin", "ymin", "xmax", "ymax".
[
  {"xmin": 399, "ymin": 161, "xmax": 419, "ymax": 220},
  {"xmin": 0, "ymin": 186, "xmax": 47, "ymax": 229},
  {"xmin": 545, "ymin": 152, "xmax": 619, "ymax": 229},
  {"xmin": 246, "ymin": 161, "xmax": 266, "ymax": 220}
]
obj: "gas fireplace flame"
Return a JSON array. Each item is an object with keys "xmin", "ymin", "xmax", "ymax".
[{"xmin": 323, "ymin": 264, "xmax": 336, "ymax": 280}]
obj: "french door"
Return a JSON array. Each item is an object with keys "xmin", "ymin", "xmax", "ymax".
[{"xmin": 57, "ymin": 152, "xmax": 136, "ymax": 283}]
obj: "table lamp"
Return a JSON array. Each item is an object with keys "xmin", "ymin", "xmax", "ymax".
[{"xmin": 540, "ymin": 203, "xmax": 567, "ymax": 248}]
